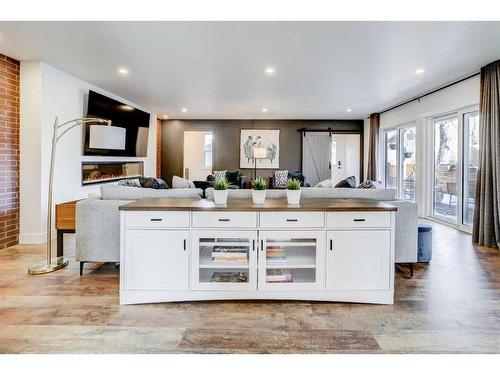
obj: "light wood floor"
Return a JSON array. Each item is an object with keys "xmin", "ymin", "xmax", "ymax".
[{"xmin": 0, "ymin": 221, "xmax": 498, "ymax": 354}]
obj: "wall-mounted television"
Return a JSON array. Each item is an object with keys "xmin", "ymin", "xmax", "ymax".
[{"xmin": 84, "ymin": 90, "xmax": 150, "ymax": 157}]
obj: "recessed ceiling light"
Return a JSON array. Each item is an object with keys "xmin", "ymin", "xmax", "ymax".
[
  {"xmin": 346, "ymin": 108, "xmax": 352, "ymax": 112},
  {"xmin": 181, "ymin": 108, "xmax": 188, "ymax": 113},
  {"xmin": 262, "ymin": 108, "xmax": 268, "ymax": 113},
  {"xmin": 118, "ymin": 67, "xmax": 129, "ymax": 75},
  {"xmin": 265, "ymin": 66, "xmax": 275, "ymax": 75},
  {"xmin": 415, "ymin": 68, "xmax": 425, "ymax": 74},
  {"xmin": 162, "ymin": 115, "xmax": 168, "ymax": 119}
]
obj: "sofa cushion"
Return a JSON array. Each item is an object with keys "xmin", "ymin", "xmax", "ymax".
[
  {"xmin": 225, "ymin": 170, "xmax": 240, "ymax": 185},
  {"xmin": 118, "ymin": 178, "xmax": 141, "ymax": 187},
  {"xmin": 172, "ymin": 175, "xmax": 195, "ymax": 189},
  {"xmin": 357, "ymin": 180, "xmax": 376, "ymax": 189},
  {"xmin": 101, "ymin": 184, "xmax": 202, "ymax": 200},
  {"xmin": 315, "ymin": 179, "xmax": 334, "ymax": 188},
  {"xmin": 334, "ymin": 176, "xmax": 356, "ymax": 188},
  {"xmin": 288, "ymin": 171, "xmax": 306, "ymax": 186},
  {"xmin": 139, "ymin": 177, "xmax": 169, "ymax": 189},
  {"xmin": 213, "ymin": 170, "xmax": 227, "ymax": 181},
  {"xmin": 274, "ymin": 170, "xmax": 289, "ymax": 186}
]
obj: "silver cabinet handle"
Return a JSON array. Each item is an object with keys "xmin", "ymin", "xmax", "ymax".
[
  {"xmin": 252, "ymin": 239, "xmax": 255, "ymax": 252},
  {"xmin": 260, "ymin": 239, "xmax": 264, "ymax": 251},
  {"xmin": 150, "ymin": 218, "xmax": 163, "ymax": 222},
  {"xmin": 183, "ymin": 239, "xmax": 186, "ymax": 251},
  {"xmin": 353, "ymin": 219, "xmax": 366, "ymax": 222},
  {"xmin": 218, "ymin": 218, "xmax": 230, "ymax": 222},
  {"xmin": 286, "ymin": 219, "xmax": 298, "ymax": 222},
  {"xmin": 330, "ymin": 239, "xmax": 333, "ymax": 251}
]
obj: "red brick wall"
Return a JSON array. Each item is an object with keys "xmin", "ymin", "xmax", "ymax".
[
  {"xmin": 156, "ymin": 118, "xmax": 161, "ymax": 178},
  {"xmin": 0, "ymin": 54, "xmax": 20, "ymax": 249}
]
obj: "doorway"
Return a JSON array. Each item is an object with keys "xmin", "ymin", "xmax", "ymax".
[
  {"xmin": 302, "ymin": 132, "xmax": 361, "ymax": 186},
  {"xmin": 183, "ymin": 131, "xmax": 213, "ymax": 181}
]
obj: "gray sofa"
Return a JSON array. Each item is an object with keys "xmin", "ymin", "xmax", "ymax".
[
  {"xmin": 205, "ymin": 187, "xmax": 418, "ymax": 266},
  {"xmin": 76, "ymin": 185, "xmax": 203, "ymax": 275}
]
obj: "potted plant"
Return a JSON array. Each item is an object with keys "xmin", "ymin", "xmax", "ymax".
[
  {"xmin": 213, "ymin": 178, "xmax": 229, "ymax": 205},
  {"xmin": 252, "ymin": 177, "xmax": 267, "ymax": 204},
  {"xmin": 286, "ymin": 178, "xmax": 301, "ymax": 205}
]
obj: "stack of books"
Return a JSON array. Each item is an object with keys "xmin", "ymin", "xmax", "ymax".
[
  {"xmin": 211, "ymin": 246, "xmax": 248, "ymax": 263},
  {"xmin": 266, "ymin": 269, "xmax": 293, "ymax": 283},
  {"xmin": 210, "ymin": 272, "xmax": 248, "ymax": 283},
  {"xmin": 266, "ymin": 246, "xmax": 287, "ymax": 264}
]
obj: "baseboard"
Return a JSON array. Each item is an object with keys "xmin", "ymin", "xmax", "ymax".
[{"xmin": 19, "ymin": 230, "xmax": 57, "ymax": 245}]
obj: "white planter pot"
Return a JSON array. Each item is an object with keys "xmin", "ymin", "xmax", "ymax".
[
  {"xmin": 286, "ymin": 189, "xmax": 301, "ymax": 205},
  {"xmin": 252, "ymin": 189, "xmax": 266, "ymax": 204},
  {"xmin": 213, "ymin": 189, "xmax": 228, "ymax": 205}
]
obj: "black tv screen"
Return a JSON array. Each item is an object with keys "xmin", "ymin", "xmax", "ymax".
[{"xmin": 84, "ymin": 90, "xmax": 150, "ymax": 157}]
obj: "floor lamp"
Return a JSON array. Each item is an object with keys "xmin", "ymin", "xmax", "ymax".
[
  {"xmin": 28, "ymin": 117, "xmax": 125, "ymax": 275},
  {"xmin": 253, "ymin": 147, "xmax": 267, "ymax": 181}
]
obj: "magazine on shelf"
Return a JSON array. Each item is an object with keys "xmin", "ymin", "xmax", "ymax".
[
  {"xmin": 211, "ymin": 246, "xmax": 248, "ymax": 263},
  {"xmin": 266, "ymin": 269, "xmax": 293, "ymax": 283},
  {"xmin": 266, "ymin": 246, "xmax": 287, "ymax": 263},
  {"xmin": 210, "ymin": 272, "xmax": 248, "ymax": 283}
]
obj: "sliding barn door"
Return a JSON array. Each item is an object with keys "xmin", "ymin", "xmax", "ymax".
[{"xmin": 302, "ymin": 132, "xmax": 331, "ymax": 187}]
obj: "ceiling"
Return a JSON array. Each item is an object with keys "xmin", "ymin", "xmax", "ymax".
[{"xmin": 1, "ymin": 21, "xmax": 499, "ymax": 119}]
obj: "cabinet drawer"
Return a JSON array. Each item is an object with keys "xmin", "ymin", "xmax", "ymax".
[
  {"xmin": 125, "ymin": 211, "xmax": 190, "ymax": 228},
  {"xmin": 260, "ymin": 212, "xmax": 325, "ymax": 228},
  {"xmin": 326, "ymin": 212, "xmax": 391, "ymax": 228},
  {"xmin": 192, "ymin": 212, "xmax": 257, "ymax": 228}
]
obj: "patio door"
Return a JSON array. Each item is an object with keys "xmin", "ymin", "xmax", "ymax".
[{"xmin": 431, "ymin": 110, "xmax": 479, "ymax": 229}]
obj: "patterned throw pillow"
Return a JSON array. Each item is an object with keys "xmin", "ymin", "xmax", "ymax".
[
  {"xmin": 118, "ymin": 179, "xmax": 141, "ymax": 187},
  {"xmin": 139, "ymin": 177, "xmax": 169, "ymax": 189},
  {"xmin": 213, "ymin": 170, "xmax": 227, "ymax": 181},
  {"xmin": 357, "ymin": 180, "xmax": 376, "ymax": 189},
  {"xmin": 274, "ymin": 170, "xmax": 289, "ymax": 187},
  {"xmin": 334, "ymin": 176, "xmax": 357, "ymax": 188}
]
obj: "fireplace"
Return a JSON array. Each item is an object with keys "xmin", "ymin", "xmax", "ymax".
[{"xmin": 82, "ymin": 161, "xmax": 144, "ymax": 185}]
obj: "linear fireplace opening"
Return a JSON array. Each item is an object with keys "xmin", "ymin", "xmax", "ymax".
[{"xmin": 82, "ymin": 161, "xmax": 144, "ymax": 185}]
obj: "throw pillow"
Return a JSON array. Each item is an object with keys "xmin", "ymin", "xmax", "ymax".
[
  {"xmin": 213, "ymin": 170, "xmax": 227, "ymax": 181},
  {"xmin": 288, "ymin": 171, "xmax": 305, "ymax": 186},
  {"xmin": 334, "ymin": 176, "xmax": 356, "ymax": 188},
  {"xmin": 225, "ymin": 170, "xmax": 240, "ymax": 185},
  {"xmin": 315, "ymin": 179, "xmax": 333, "ymax": 188},
  {"xmin": 172, "ymin": 175, "xmax": 195, "ymax": 189},
  {"xmin": 139, "ymin": 177, "xmax": 169, "ymax": 189},
  {"xmin": 356, "ymin": 180, "xmax": 376, "ymax": 189},
  {"xmin": 274, "ymin": 170, "xmax": 289, "ymax": 186},
  {"xmin": 118, "ymin": 179, "xmax": 141, "ymax": 187}
]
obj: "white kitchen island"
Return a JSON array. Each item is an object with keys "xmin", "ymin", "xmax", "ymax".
[{"xmin": 119, "ymin": 198, "xmax": 397, "ymax": 305}]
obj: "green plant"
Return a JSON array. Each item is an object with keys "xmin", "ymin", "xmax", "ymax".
[
  {"xmin": 213, "ymin": 178, "xmax": 230, "ymax": 190},
  {"xmin": 253, "ymin": 177, "xmax": 267, "ymax": 190},
  {"xmin": 285, "ymin": 178, "xmax": 301, "ymax": 190}
]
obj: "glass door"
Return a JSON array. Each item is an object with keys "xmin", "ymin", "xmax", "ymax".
[
  {"xmin": 432, "ymin": 116, "xmax": 459, "ymax": 222},
  {"xmin": 384, "ymin": 130, "xmax": 398, "ymax": 189},
  {"xmin": 462, "ymin": 112, "xmax": 479, "ymax": 226},
  {"xmin": 191, "ymin": 230, "xmax": 257, "ymax": 290},
  {"xmin": 258, "ymin": 231, "xmax": 324, "ymax": 290},
  {"xmin": 400, "ymin": 127, "xmax": 416, "ymax": 201}
]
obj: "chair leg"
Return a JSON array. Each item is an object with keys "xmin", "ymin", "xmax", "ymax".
[{"xmin": 80, "ymin": 262, "xmax": 85, "ymax": 276}]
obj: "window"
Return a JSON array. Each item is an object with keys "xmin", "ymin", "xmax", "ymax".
[
  {"xmin": 203, "ymin": 133, "xmax": 213, "ymax": 168},
  {"xmin": 430, "ymin": 109, "xmax": 479, "ymax": 229},
  {"xmin": 383, "ymin": 125, "xmax": 416, "ymax": 201}
]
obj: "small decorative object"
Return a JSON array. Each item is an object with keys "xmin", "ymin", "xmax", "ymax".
[
  {"xmin": 213, "ymin": 178, "xmax": 229, "ymax": 205},
  {"xmin": 274, "ymin": 170, "xmax": 289, "ymax": 187},
  {"xmin": 285, "ymin": 178, "xmax": 301, "ymax": 205},
  {"xmin": 240, "ymin": 129, "xmax": 280, "ymax": 169},
  {"xmin": 252, "ymin": 177, "xmax": 267, "ymax": 204}
]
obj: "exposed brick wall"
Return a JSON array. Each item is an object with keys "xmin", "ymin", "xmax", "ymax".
[
  {"xmin": 156, "ymin": 118, "xmax": 161, "ymax": 178},
  {"xmin": 0, "ymin": 54, "xmax": 20, "ymax": 250}
]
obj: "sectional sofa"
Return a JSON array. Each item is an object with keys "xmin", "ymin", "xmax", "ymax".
[{"xmin": 76, "ymin": 184, "xmax": 418, "ymax": 275}]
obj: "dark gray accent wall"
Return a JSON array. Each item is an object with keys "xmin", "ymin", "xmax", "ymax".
[{"xmin": 161, "ymin": 119, "xmax": 363, "ymax": 185}]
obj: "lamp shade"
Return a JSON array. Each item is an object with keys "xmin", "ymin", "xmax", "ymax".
[
  {"xmin": 89, "ymin": 125, "xmax": 126, "ymax": 150},
  {"xmin": 253, "ymin": 147, "xmax": 267, "ymax": 159}
]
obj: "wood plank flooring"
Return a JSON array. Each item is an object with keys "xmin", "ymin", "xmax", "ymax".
[{"xmin": 0, "ymin": 221, "xmax": 498, "ymax": 353}]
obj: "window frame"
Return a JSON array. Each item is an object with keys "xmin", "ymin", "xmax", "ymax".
[{"xmin": 203, "ymin": 133, "xmax": 213, "ymax": 169}]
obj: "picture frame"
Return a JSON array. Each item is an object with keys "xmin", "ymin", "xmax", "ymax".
[{"xmin": 239, "ymin": 129, "xmax": 280, "ymax": 169}]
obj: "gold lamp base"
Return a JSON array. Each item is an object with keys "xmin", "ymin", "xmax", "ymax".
[{"xmin": 28, "ymin": 257, "xmax": 69, "ymax": 275}]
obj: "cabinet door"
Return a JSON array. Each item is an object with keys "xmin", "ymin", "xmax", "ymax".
[
  {"xmin": 191, "ymin": 230, "xmax": 258, "ymax": 290},
  {"xmin": 123, "ymin": 230, "xmax": 189, "ymax": 291},
  {"xmin": 326, "ymin": 230, "xmax": 390, "ymax": 290},
  {"xmin": 258, "ymin": 231, "xmax": 325, "ymax": 291}
]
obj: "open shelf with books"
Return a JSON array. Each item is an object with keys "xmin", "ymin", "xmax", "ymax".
[{"xmin": 192, "ymin": 230, "xmax": 258, "ymax": 291}]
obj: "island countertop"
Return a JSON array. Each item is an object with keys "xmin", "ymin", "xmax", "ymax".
[{"xmin": 119, "ymin": 198, "xmax": 397, "ymax": 212}]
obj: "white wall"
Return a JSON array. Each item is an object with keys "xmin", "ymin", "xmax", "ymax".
[
  {"xmin": 364, "ymin": 75, "xmax": 480, "ymax": 216},
  {"xmin": 20, "ymin": 62, "xmax": 157, "ymax": 244}
]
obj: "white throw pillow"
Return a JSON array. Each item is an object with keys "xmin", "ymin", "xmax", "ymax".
[
  {"xmin": 172, "ymin": 175, "xmax": 195, "ymax": 189},
  {"xmin": 314, "ymin": 179, "xmax": 334, "ymax": 188},
  {"xmin": 213, "ymin": 170, "xmax": 227, "ymax": 181},
  {"xmin": 274, "ymin": 170, "xmax": 289, "ymax": 186}
]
